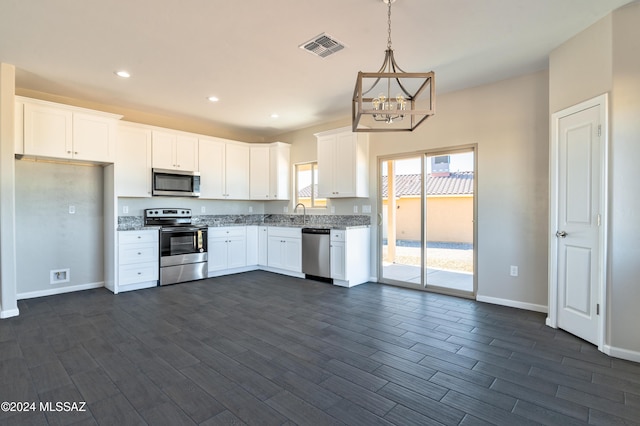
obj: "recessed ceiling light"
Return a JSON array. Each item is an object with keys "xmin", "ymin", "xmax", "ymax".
[
  {"xmin": 207, "ymin": 96, "xmax": 219, "ymax": 102},
  {"xmin": 270, "ymin": 113, "xmax": 279, "ymax": 119},
  {"xmin": 114, "ymin": 70, "xmax": 130, "ymax": 78}
]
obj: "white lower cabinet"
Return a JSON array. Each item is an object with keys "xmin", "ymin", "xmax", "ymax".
[
  {"xmin": 208, "ymin": 227, "xmax": 247, "ymax": 274},
  {"xmin": 117, "ymin": 230, "xmax": 159, "ymax": 293},
  {"xmin": 246, "ymin": 226, "xmax": 258, "ymax": 266},
  {"xmin": 258, "ymin": 226, "xmax": 268, "ymax": 266},
  {"xmin": 267, "ymin": 227, "xmax": 302, "ymax": 273},
  {"xmin": 330, "ymin": 228, "xmax": 370, "ymax": 287},
  {"xmin": 114, "ymin": 225, "xmax": 369, "ymax": 290},
  {"xmin": 330, "ymin": 231, "xmax": 346, "ymax": 281}
]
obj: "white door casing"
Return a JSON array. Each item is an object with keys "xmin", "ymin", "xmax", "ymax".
[{"xmin": 548, "ymin": 94, "xmax": 608, "ymax": 350}]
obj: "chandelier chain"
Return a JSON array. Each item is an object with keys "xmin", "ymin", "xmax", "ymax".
[{"xmin": 387, "ymin": 0, "xmax": 393, "ymax": 50}]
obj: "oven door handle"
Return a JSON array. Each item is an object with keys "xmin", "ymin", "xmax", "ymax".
[{"xmin": 160, "ymin": 227, "xmax": 205, "ymax": 233}]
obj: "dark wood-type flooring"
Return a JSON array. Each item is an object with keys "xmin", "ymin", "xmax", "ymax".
[{"xmin": 1, "ymin": 271, "xmax": 639, "ymax": 425}]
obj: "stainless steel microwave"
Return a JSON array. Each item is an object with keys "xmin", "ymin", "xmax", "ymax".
[{"xmin": 152, "ymin": 168, "xmax": 200, "ymax": 197}]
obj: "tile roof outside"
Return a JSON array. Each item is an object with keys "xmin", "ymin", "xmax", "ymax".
[{"xmin": 298, "ymin": 172, "xmax": 474, "ymax": 198}]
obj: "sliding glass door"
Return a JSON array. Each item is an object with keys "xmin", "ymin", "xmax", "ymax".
[
  {"xmin": 379, "ymin": 148, "xmax": 476, "ymax": 296},
  {"xmin": 380, "ymin": 155, "xmax": 425, "ymax": 287}
]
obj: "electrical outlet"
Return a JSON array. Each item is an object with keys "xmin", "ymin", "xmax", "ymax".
[
  {"xmin": 122, "ymin": 206, "xmax": 129, "ymax": 214},
  {"xmin": 248, "ymin": 206, "xmax": 253, "ymax": 213},
  {"xmin": 331, "ymin": 206, "xmax": 336, "ymax": 214},
  {"xmin": 510, "ymin": 265, "xmax": 519, "ymax": 277},
  {"xmin": 362, "ymin": 205, "xmax": 372, "ymax": 213},
  {"xmin": 283, "ymin": 206, "xmax": 288, "ymax": 213},
  {"xmin": 68, "ymin": 205, "xmax": 76, "ymax": 214},
  {"xmin": 353, "ymin": 205, "xmax": 358, "ymax": 213},
  {"xmin": 201, "ymin": 206, "xmax": 206, "ymax": 213}
]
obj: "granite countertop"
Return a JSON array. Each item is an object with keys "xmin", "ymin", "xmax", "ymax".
[
  {"xmin": 117, "ymin": 224, "xmax": 160, "ymax": 232},
  {"xmin": 117, "ymin": 223, "xmax": 370, "ymax": 231},
  {"xmin": 117, "ymin": 214, "xmax": 371, "ymax": 232}
]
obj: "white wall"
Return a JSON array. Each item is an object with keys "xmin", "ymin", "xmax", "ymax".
[
  {"xmin": 609, "ymin": 1, "xmax": 640, "ymax": 356},
  {"xmin": 274, "ymin": 71, "xmax": 550, "ymax": 311},
  {"xmin": 549, "ymin": 15, "xmax": 613, "ymax": 113},
  {"xmin": 15, "ymin": 160, "xmax": 105, "ymax": 297},
  {"xmin": 549, "ymin": 1, "xmax": 640, "ymax": 358},
  {"xmin": 0, "ymin": 63, "xmax": 18, "ymax": 318}
]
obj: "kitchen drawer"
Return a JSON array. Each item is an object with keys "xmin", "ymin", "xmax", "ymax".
[
  {"xmin": 119, "ymin": 243, "xmax": 158, "ymax": 264},
  {"xmin": 118, "ymin": 261, "xmax": 158, "ymax": 285},
  {"xmin": 330, "ymin": 230, "xmax": 345, "ymax": 242},
  {"xmin": 119, "ymin": 230, "xmax": 158, "ymax": 244},
  {"xmin": 268, "ymin": 226, "xmax": 301, "ymax": 239},
  {"xmin": 208, "ymin": 226, "xmax": 246, "ymax": 238}
]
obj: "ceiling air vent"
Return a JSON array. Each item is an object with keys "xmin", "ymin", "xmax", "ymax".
[{"xmin": 299, "ymin": 33, "xmax": 345, "ymax": 58}]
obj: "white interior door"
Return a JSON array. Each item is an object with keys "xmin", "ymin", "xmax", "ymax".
[{"xmin": 555, "ymin": 103, "xmax": 603, "ymax": 346}]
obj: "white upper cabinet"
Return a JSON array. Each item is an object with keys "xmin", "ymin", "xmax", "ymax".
[
  {"xmin": 152, "ymin": 130, "xmax": 199, "ymax": 172},
  {"xmin": 269, "ymin": 142, "xmax": 290, "ymax": 200},
  {"xmin": 316, "ymin": 127, "xmax": 369, "ymax": 198},
  {"xmin": 23, "ymin": 101, "xmax": 72, "ymax": 159},
  {"xmin": 249, "ymin": 145, "xmax": 270, "ymax": 200},
  {"xmin": 249, "ymin": 142, "xmax": 290, "ymax": 200},
  {"xmin": 199, "ymin": 138, "xmax": 250, "ymax": 200},
  {"xmin": 116, "ymin": 123, "xmax": 152, "ymax": 197},
  {"xmin": 73, "ymin": 112, "xmax": 118, "ymax": 162},
  {"xmin": 21, "ymin": 97, "xmax": 120, "ymax": 163},
  {"xmin": 199, "ymin": 137, "xmax": 226, "ymax": 199},
  {"xmin": 225, "ymin": 142, "xmax": 250, "ymax": 200}
]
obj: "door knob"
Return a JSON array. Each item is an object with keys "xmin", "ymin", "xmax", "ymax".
[{"xmin": 556, "ymin": 230, "xmax": 568, "ymax": 238}]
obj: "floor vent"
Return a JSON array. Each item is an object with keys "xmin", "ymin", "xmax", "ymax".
[{"xmin": 299, "ymin": 33, "xmax": 345, "ymax": 58}]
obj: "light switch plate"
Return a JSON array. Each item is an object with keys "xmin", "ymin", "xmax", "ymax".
[
  {"xmin": 331, "ymin": 206, "xmax": 336, "ymax": 214},
  {"xmin": 353, "ymin": 205, "xmax": 358, "ymax": 213},
  {"xmin": 283, "ymin": 206, "xmax": 288, "ymax": 213},
  {"xmin": 201, "ymin": 206, "xmax": 206, "ymax": 213},
  {"xmin": 362, "ymin": 205, "xmax": 371, "ymax": 213},
  {"xmin": 248, "ymin": 206, "xmax": 253, "ymax": 213},
  {"xmin": 69, "ymin": 205, "xmax": 76, "ymax": 214},
  {"xmin": 122, "ymin": 206, "xmax": 129, "ymax": 214}
]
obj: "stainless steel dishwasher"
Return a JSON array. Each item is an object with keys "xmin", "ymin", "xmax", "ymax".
[{"xmin": 301, "ymin": 228, "xmax": 331, "ymax": 281}]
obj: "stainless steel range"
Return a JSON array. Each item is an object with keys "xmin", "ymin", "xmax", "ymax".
[{"xmin": 144, "ymin": 208, "xmax": 207, "ymax": 286}]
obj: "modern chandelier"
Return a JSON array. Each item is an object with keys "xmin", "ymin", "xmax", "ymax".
[{"xmin": 352, "ymin": 0, "xmax": 435, "ymax": 132}]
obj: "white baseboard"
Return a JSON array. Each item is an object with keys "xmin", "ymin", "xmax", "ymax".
[
  {"xmin": 259, "ymin": 266, "xmax": 305, "ymax": 279},
  {"xmin": 604, "ymin": 344, "xmax": 640, "ymax": 363},
  {"xmin": 476, "ymin": 295, "xmax": 548, "ymax": 313},
  {"xmin": 208, "ymin": 265, "xmax": 259, "ymax": 278},
  {"xmin": 0, "ymin": 308, "xmax": 20, "ymax": 319},
  {"xmin": 17, "ymin": 282, "xmax": 104, "ymax": 300}
]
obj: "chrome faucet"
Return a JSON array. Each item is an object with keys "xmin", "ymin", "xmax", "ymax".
[{"xmin": 294, "ymin": 203, "xmax": 306, "ymax": 225}]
